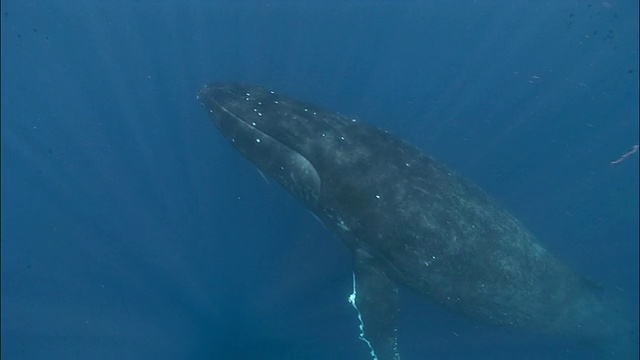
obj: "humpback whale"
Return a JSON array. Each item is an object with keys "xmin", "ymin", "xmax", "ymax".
[{"xmin": 197, "ymin": 83, "xmax": 635, "ymax": 359}]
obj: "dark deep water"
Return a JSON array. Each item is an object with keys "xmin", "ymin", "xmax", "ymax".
[{"xmin": 1, "ymin": 1, "xmax": 638, "ymax": 359}]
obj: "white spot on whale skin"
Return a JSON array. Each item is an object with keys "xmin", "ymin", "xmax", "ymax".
[
  {"xmin": 375, "ymin": 195, "xmax": 381, "ymax": 199},
  {"xmin": 255, "ymin": 138, "xmax": 261, "ymax": 143},
  {"xmin": 424, "ymin": 255, "xmax": 437, "ymax": 267},
  {"xmin": 336, "ymin": 218, "xmax": 350, "ymax": 232}
]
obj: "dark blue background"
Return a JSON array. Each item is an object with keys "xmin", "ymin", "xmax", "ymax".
[{"xmin": 1, "ymin": 1, "xmax": 638, "ymax": 359}]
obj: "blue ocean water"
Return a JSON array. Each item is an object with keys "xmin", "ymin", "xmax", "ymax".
[{"xmin": 1, "ymin": 1, "xmax": 637, "ymax": 359}]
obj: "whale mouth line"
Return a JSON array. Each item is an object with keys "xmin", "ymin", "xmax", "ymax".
[
  {"xmin": 207, "ymin": 88, "xmax": 262, "ymax": 133},
  {"xmin": 213, "ymin": 100, "xmax": 280, "ymax": 147}
]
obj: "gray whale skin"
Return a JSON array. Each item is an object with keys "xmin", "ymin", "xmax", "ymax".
[{"xmin": 197, "ymin": 82, "xmax": 636, "ymax": 360}]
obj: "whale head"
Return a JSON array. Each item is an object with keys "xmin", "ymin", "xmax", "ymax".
[{"xmin": 198, "ymin": 83, "xmax": 328, "ymax": 206}]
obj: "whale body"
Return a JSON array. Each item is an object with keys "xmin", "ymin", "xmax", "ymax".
[{"xmin": 197, "ymin": 83, "xmax": 635, "ymax": 359}]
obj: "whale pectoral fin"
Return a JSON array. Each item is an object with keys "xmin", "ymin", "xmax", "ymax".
[{"xmin": 348, "ymin": 249, "xmax": 400, "ymax": 360}]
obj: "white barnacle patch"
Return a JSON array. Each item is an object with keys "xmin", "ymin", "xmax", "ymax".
[
  {"xmin": 405, "ymin": 163, "xmax": 410, "ymax": 167},
  {"xmin": 274, "ymin": 100, "xmax": 279, "ymax": 104},
  {"xmin": 209, "ymin": 109, "xmax": 213, "ymax": 113},
  {"xmin": 258, "ymin": 112, "xmax": 263, "ymax": 116},
  {"xmin": 321, "ymin": 133, "xmax": 326, "ymax": 137},
  {"xmin": 348, "ymin": 291, "xmax": 356, "ymax": 305},
  {"xmin": 375, "ymin": 195, "xmax": 381, "ymax": 199},
  {"xmin": 245, "ymin": 97, "xmax": 250, "ymax": 101},
  {"xmin": 313, "ymin": 112, "xmax": 317, "ymax": 115},
  {"xmin": 352, "ymin": 118, "xmax": 357, "ymax": 122},
  {"xmin": 245, "ymin": 92, "xmax": 251, "ymax": 97},
  {"xmin": 258, "ymin": 101, "xmax": 262, "ymax": 105},
  {"xmin": 269, "ymin": 90, "xmax": 274, "ymax": 94},
  {"xmin": 341, "ymin": 136, "xmax": 345, "ymax": 140},
  {"xmin": 304, "ymin": 108, "xmax": 309, "ymax": 112},
  {"xmin": 255, "ymin": 138, "xmax": 261, "ymax": 143},
  {"xmin": 251, "ymin": 122, "xmax": 256, "ymax": 126},
  {"xmin": 348, "ymin": 273, "xmax": 379, "ymax": 360},
  {"xmin": 253, "ymin": 108, "xmax": 257, "ymax": 112}
]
